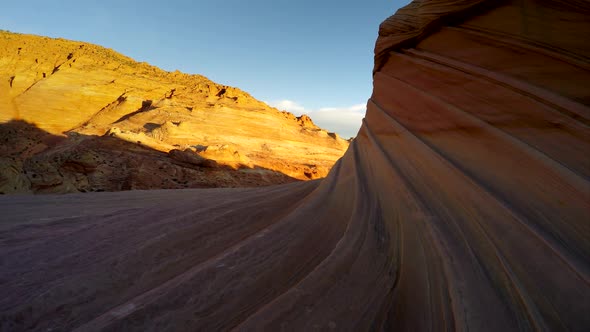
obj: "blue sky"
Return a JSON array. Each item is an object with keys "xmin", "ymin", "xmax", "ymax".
[{"xmin": 1, "ymin": 0, "xmax": 408, "ymax": 137}]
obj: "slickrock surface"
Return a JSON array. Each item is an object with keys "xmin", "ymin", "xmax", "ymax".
[
  {"xmin": 1, "ymin": 0, "xmax": 589, "ymax": 331},
  {"xmin": 0, "ymin": 32, "xmax": 348, "ymax": 193}
]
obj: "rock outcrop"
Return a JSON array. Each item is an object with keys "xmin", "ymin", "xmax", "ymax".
[
  {"xmin": 0, "ymin": 120, "xmax": 301, "ymax": 194},
  {"xmin": 0, "ymin": 0, "xmax": 589, "ymax": 331},
  {"xmin": 0, "ymin": 31, "xmax": 348, "ymax": 193}
]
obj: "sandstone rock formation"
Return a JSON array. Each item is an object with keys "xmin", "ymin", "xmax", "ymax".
[
  {"xmin": 0, "ymin": 32, "xmax": 348, "ymax": 193},
  {"xmin": 1, "ymin": 0, "xmax": 589, "ymax": 331}
]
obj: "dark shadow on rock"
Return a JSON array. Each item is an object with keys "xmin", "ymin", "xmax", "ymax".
[
  {"xmin": 143, "ymin": 122, "xmax": 161, "ymax": 131},
  {"xmin": 113, "ymin": 100, "xmax": 155, "ymax": 124},
  {"xmin": 0, "ymin": 120, "xmax": 300, "ymax": 194}
]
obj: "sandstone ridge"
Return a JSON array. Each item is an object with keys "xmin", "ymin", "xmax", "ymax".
[{"xmin": 0, "ymin": 31, "xmax": 349, "ymax": 193}]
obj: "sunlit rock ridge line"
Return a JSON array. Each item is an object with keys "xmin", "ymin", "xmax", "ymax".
[
  {"xmin": 0, "ymin": 31, "xmax": 348, "ymax": 193},
  {"xmin": 1, "ymin": 0, "xmax": 589, "ymax": 330}
]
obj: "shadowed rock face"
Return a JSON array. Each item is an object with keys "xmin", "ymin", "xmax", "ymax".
[
  {"xmin": 1, "ymin": 0, "xmax": 589, "ymax": 331},
  {"xmin": 0, "ymin": 120, "xmax": 301, "ymax": 194}
]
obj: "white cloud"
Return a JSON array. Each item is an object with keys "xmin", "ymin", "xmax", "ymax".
[
  {"xmin": 318, "ymin": 103, "xmax": 366, "ymax": 113},
  {"xmin": 266, "ymin": 100, "xmax": 366, "ymax": 139},
  {"xmin": 266, "ymin": 100, "xmax": 306, "ymax": 115},
  {"xmin": 307, "ymin": 110, "xmax": 365, "ymax": 139}
]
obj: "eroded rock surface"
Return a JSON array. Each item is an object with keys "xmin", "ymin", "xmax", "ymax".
[
  {"xmin": 0, "ymin": 32, "xmax": 348, "ymax": 193},
  {"xmin": 0, "ymin": 0, "xmax": 589, "ymax": 331}
]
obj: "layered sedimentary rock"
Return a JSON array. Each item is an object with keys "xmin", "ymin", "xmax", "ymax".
[
  {"xmin": 1, "ymin": 0, "xmax": 589, "ymax": 331},
  {"xmin": 0, "ymin": 32, "xmax": 348, "ymax": 193}
]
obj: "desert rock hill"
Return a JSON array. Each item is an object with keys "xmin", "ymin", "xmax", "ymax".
[{"xmin": 0, "ymin": 31, "xmax": 349, "ymax": 193}]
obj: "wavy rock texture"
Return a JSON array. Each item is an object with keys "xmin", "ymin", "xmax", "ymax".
[
  {"xmin": 0, "ymin": 31, "xmax": 348, "ymax": 193},
  {"xmin": 1, "ymin": 0, "xmax": 589, "ymax": 330}
]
